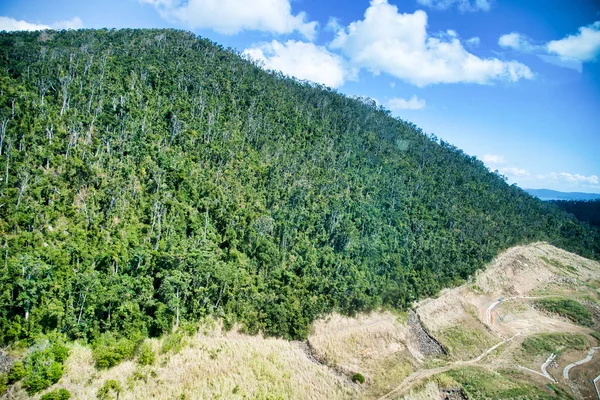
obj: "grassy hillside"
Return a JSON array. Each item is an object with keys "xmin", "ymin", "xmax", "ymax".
[{"xmin": 0, "ymin": 27, "xmax": 598, "ymax": 369}]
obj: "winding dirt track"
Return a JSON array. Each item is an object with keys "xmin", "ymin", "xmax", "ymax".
[
  {"xmin": 377, "ymin": 294, "xmax": 528, "ymax": 400},
  {"xmin": 562, "ymin": 347, "xmax": 600, "ymax": 379},
  {"xmin": 379, "ymin": 294, "xmax": 599, "ymax": 399}
]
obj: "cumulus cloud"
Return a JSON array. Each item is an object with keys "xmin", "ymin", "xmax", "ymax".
[
  {"xmin": 498, "ymin": 32, "xmax": 543, "ymax": 52},
  {"xmin": 499, "ymin": 167, "xmax": 529, "ymax": 177},
  {"xmin": 243, "ymin": 40, "xmax": 351, "ymax": 88},
  {"xmin": 416, "ymin": 0, "xmax": 492, "ymax": 12},
  {"xmin": 547, "ymin": 21, "xmax": 600, "ymax": 62},
  {"xmin": 481, "ymin": 154, "xmax": 505, "ymax": 164},
  {"xmin": 546, "ymin": 172, "xmax": 599, "ymax": 185},
  {"xmin": 330, "ymin": 0, "xmax": 533, "ymax": 86},
  {"xmin": 140, "ymin": 0, "xmax": 317, "ymax": 39},
  {"xmin": 387, "ymin": 95, "xmax": 426, "ymax": 110},
  {"xmin": 0, "ymin": 16, "xmax": 83, "ymax": 31},
  {"xmin": 499, "ymin": 21, "xmax": 600, "ymax": 71},
  {"xmin": 497, "ymin": 164, "xmax": 599, "ymax": 189}
]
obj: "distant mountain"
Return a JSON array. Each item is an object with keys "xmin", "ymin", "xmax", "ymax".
[{"xmin": 525, "ymin": 189, "xmax": 600, "ymax": 201}]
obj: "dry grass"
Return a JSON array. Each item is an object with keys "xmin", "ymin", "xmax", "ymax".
[
  {"xmin": 34, "ymin": 325, "xmax": 355, "ymax": 400},
  {"xmin": 309, "ymin": 312, "xmax": 416, "ymax": 399}
]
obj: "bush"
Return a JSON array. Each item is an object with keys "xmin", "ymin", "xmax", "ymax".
[
  {"xmin": 7, "ymin": 338, "xmax": 69, "ymax": 395},
  {"xmin": 161, "ymin": 333, "xmax": 184, "ymax": 354},
  {"xmin": 93, "ymin": 334, "xmax": 137, "ymax": 369},
  {"xmin": 7, "ymin": 361, "xmax": 25, "ymax": 383},
  {"xmin": 97, "ymin": 379, "xmax": 122, "ymax": 400},
  {"xmin": 0, "ymin": 373, "xmax": 7, "ymax": 396},
  {"xmin": 46, "ymin": 361, "xmax": 64, "ymax": 384},
  {"xmin": 352, "ymin": 373, "xmax": 365, "ymax": 384},
  {"xmin": 137, "ymin": 342, "xmax": 156, "ymax": 366},
  {"xmin": 23, "ymin": 372, "xmax": 50, "ymax": 394},
  {"xmin": 50, "ymin": 342, "xmax": 70, "ymax": 363},
  {"xmin": 41, "ymin": 388, "xmax": 71, "ymax": 400}
]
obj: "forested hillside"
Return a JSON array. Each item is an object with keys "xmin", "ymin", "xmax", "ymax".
[
  {"xmin": 551, "ymin": 199, "xmax": 600, "ymax": 228},
  {"xmin": 0, "ymin": 29, "xmax": 598, "ymax": 346}
]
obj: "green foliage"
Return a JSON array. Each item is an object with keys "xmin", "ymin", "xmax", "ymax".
[
  {"xmin": 7, "ymin": 360, "xmax": 25, "ymax": 383},
  {"xmin": 161, "ymin": 333, "xmax": 184, "ymax": 354},
  {"xmin": 92, "ymin": 333, "xmax": 137, "ymax": 369},
  {"xmin": 0, "ymin": 373, "xmax": 7, "ymax": 396},
  {"xmin": 97, "ymin": 379, "xmax": 122, "ymax": 400},
  {"xmin": 40, "ymin": 388, "xmax": 71, "ymax": 400},
  {"xmin": 438, "ymin": 326, "xmax": 495, "ymax": 358},
  {"xmin": 137, "ymin": 342, "xmax": 156, "ymax": 366},
  {"xmin": 444, "ymin": 367, "xmax": 570, "ymax": 399},
  {"xmin": 550, "ymin": 199, "xmax": 600, "ymax": 228},
  {"xmin": 0, "ymin": 28, "xmax": 598, "ymax": 346},
  {"xmin": 351, "ymin": 373, "xmax": 365, "ymax": 384},
  {"xmin": 6, "ymin": 338, "xmax": 70, "ymax": 395},
  {"xmin": 540, "ymin": 257, "xmax": 577, "ymax": 273},
  {"xmin": 521, "ymin": 333, "xmax": 588, "ymax": 356},
  {"xmin": 591, "ymin": 331, "xmax": 600, "ymax": 344},
  {"xmin": 535, "ymin": 298, "xmax": 593, "ymax": 327}
]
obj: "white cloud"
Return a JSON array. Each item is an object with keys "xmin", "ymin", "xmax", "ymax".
[
  {"xmin": 466, "ymin": 36, "xmax": 480, "ymax": 47},
  {"xmin": 388, "ymin": 95, "xmax": 426, "ymax": 110},
  {"xmin": 499, "ymin": 167, "xmax": 529, "ymax": 177},
  {"xmin": 498, "ymin": 21, "xmax": 600, "ymax": 71},
  {"xmin": 140, "ymin": 0, "xmax": 317, "ymax": 39},
  {"xmin": 330, "ymin": 0, "xmax": 533, "ymax": 87},
  {"xmin": 498, "ymin": 165, "xmax": 599, "ymax": 189},
  {"xmin": 243, "ymin": 40, "xmax": 351, "ymax": 88},
  {"xmin": 498, "ymin": 32, "xmax": 542, "ymax": 52},
  {"xmin": 52, "ymin": 17, "xmax": 84, "ymax": 30},
  {"xmin": 547, "ymin": 21, "xmax": 600, "ymax": 62},
  {"xmin": 416, "ymin": 0, "xmax": 492, "ymax": 12},
  {"xmin": 547, "ymin": 172, "xmax": 599, "ymax": 185},
  {"xmin": 0, "ymin": 16, "xmax": 50, "ymax": 31},
  {"xmin": 481, "ymin": 154, "xmax": 505, "ymax": 164},
  {"xmin": 0, "ymin": 16, "xmax": 83, "ymax": 31}
]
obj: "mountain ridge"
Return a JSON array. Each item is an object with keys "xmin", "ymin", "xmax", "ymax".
[{"xmin": 525, "ymin": 188, "xmax": 600, "ymax": 201}]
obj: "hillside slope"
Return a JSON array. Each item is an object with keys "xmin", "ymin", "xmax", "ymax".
[
  {"xmin": 8, "ymin": 243, "xmax": 598, "ymax": 399},
  {"xmin": 0, "ymin": 28, "xmax": 598, "ymax": 350}
]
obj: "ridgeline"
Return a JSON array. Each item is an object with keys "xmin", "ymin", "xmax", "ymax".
[{"xmin": 0, "ymin": 29, "xmax": 598, "ymax": 349}]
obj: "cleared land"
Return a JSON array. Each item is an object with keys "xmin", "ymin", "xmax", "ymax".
[{"xmin": 20, "ymin": 243, "xmax": 600, "ymax": 399}]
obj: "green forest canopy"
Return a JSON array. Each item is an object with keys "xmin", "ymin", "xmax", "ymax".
[{"xmin": 0, "ymin": 28, "xmax": 598, "ymax": 343}]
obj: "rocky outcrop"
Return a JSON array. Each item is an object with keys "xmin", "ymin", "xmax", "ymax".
[{"xmin": 407, "ymin": 310, "xmax": 446, "ymax": 356}]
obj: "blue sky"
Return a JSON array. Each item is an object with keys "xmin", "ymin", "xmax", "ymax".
[{"xmin": 1, "ymin": 0, "xmax": 599, "ymax": 193}]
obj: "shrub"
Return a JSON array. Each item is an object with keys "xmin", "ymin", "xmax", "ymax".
[
  {"xmin": 161, "ymin": 333, "xmax": 183, "ymax": 354},
  {"xmin": 41, "ymin": 388, "xmax": 71, "ymax": 400},
  {"xmin": 7, "ymin": 338, "xmax": 69, "ymax": 395},
  {"xmin": 7, "ymin": 361, "xmax": 25, "ymax": 383},
  {"xmin": 46, "ymin": 361, "xmax": 64, "ymax": 384},
  {"xmin": 0, "ymin": 373, "xmax": 7, "ymax": 396},
  {"xmin": 93, "ymin": 334, "xmax": 137, "ymax": 369},
  {"xmin": 97, "ymin": 379, "xmax": 122, "ymax": 400},
  {"xmin": 50, "ymin": 342, "xmax": 70, "ymax": 363},
  {"xmin": 352, "ymin": 373, "xmax": 365, "ymax": 384},
  {"xmin": 137, "ymin": 342, "xmax": 156, "ymax": 366}
]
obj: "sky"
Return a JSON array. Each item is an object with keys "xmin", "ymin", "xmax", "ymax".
[{"xmin": 1, "ymin": 0, "xmax": 599, "ymax": 193}]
